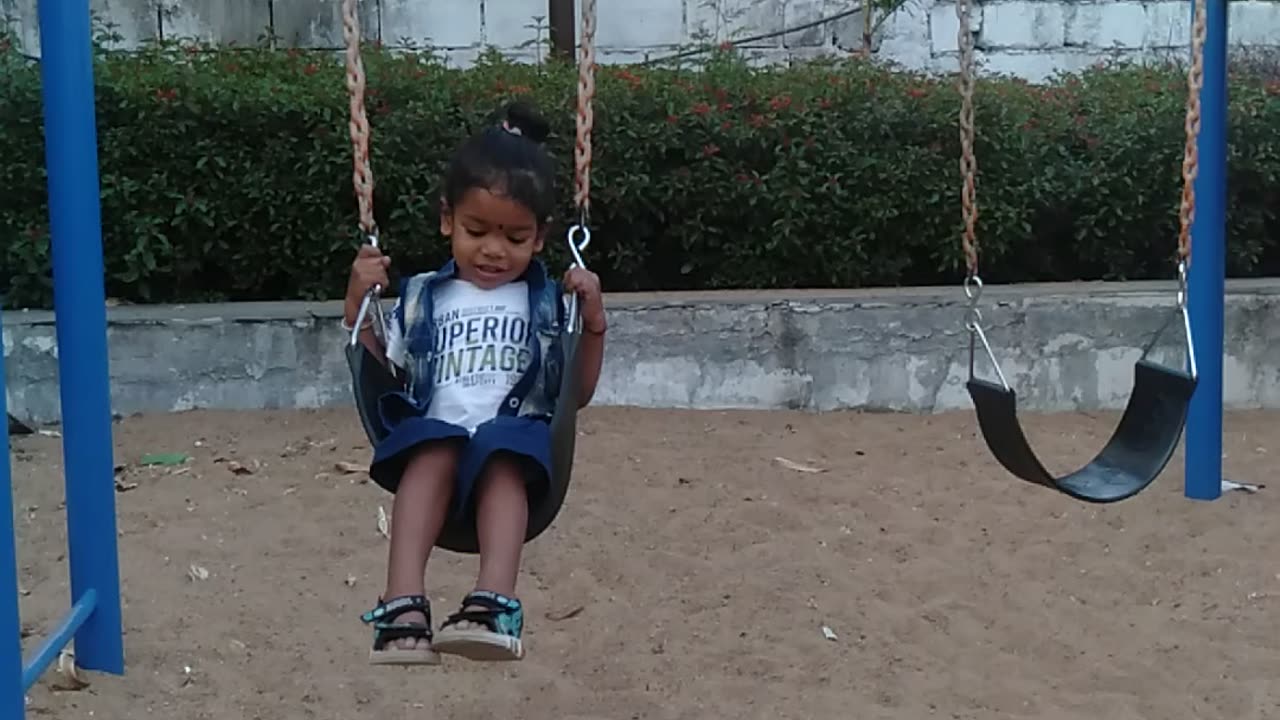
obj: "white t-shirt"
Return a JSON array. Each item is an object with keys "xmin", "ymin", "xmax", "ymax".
[{"xmin": 385, "ymin": 279, "xmax": 531, "ymax": 433}]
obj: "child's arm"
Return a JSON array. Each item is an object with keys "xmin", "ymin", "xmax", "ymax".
[{"xmin": 562, "ymin": 268, "xmax": 606, "ymax": 408}]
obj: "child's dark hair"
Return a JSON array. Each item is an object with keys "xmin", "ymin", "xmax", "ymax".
[{"xmin": 442, "ymin": 101, "xmax": 557, "ymax": 224}]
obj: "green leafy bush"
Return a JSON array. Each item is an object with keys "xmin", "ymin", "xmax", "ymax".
[{"xmin": 1, "ymin": 32, "xmax": 1278, "ymax": 309}]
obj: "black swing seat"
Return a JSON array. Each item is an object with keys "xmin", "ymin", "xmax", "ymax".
[
  {"xmin": 966, "ymin": 358, "xmax": 1197, "ymax": 503},
  {"xmin": 345, "ymin": 329, "xmax": 582, "ymax": 554}
]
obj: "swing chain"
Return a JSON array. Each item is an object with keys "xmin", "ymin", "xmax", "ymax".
[
  {"xmin": 1178, "ymin": 0, "xmax": 1207, "ymax": 269},
  {"xmin": 567, "ymin": 0, "xmax": 597, "ymax": 272},
  {"xmin": 956, "ymin": 0, "xmax": 979, "ymax": 306},
  {"xmin": 563, "ymin": 0, "xmax": 597, "ymax": 332},
  {"xmin": 573, "ymin": 0, "xmax": 596, "ymax": 226},
  {"xmin": 955, "ymin": 0, "xmax": 987, "ymax": 339},
  {"xmin": 954, "ymin": 0, "xmax": 1009, "ymax": 391},
  {"xmin": 1148, "ymin": 0, "xmax": 1207, "ymax": 379},
  {"xmin": 1175, "ymin": 0, "xmax": 1207, "ymax": 312},
  {"xmin": 343, "ymin": 0, "xmax": 377, "ymax": 243},
  {"xmin": 343, "ymin": 0, "xmax": 387, "ymax": 348}
]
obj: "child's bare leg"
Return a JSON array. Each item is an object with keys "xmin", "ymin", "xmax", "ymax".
[
  {"xmin": 454, "ymin": 453, "xmax": 529, "ymax": 627},
  {"xmin": 382, "ymin": 443, "xmax": 460, "ymax": 650},
  {"xmin": 433, "ymin": 446, "xmax": 540, "ymax": 661},
  {"xmin": 475, "ymin": 453, "xmax": 529, "ymax": 595}
]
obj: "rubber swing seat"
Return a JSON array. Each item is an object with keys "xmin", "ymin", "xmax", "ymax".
[
  {"xmin": 345, "ymin": 329, "xmax": 582, "ymax": 554},
  {"xmin": 966, "ymin": 359, "xmax": 1197, "ymax": 503}
]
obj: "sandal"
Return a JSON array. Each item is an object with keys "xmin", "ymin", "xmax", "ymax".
[
  {"xmin": 432, "ymin": 590, "xmax": 526, "ymax": 662},
  {"xmin": 359, "ymin": 594, "xmax": 440, "ymax": 665}
]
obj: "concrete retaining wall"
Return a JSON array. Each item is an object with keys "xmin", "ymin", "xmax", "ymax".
[{"xmin": 4, "ymin": 280, "xmax": 1279, "ymax": 424}]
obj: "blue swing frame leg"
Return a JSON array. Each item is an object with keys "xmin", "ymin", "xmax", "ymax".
[
  {"xmin": 1184, "ymin": 0, "xmax": 1229, "ymax": 501},
  {"xmin": 38, "ymin": 0, "xmax": 127, "ymax": 677},
  {"xmin": 0, "ymin": 1, "xmax": 127, "ymax": 714}
]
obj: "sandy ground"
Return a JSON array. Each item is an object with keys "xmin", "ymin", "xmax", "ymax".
[{"xmin": 8, "ymin": 405, "xmax": 1280, "ymax": 720}]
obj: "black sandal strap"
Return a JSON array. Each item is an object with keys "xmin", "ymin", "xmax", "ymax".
[
  {"xmin": 362, "ymin": 595, "xmax": 434, "ymax": 651},
  {"xmin": 440, "ymin": 591, "xmax": 521, "ymax": 632},
  {"xmin": 360, "ymin": 594, "xmax": 431, "ymax": 625}
]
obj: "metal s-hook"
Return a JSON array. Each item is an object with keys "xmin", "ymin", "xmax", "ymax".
[
  {"xmin": 563, "ymin": 224, "xmax": 592, "ymax": 334},
  {"xmin": 348, "ymin": 232, "xmax": 389, "ymax": 350}
]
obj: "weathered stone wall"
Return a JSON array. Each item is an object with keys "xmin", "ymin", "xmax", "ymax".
[{"xmin": 5, "ymin": 281, "xmax": 1279, "ymax": 424}]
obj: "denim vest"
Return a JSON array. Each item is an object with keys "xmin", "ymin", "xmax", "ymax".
[{"xmin": 389, "ymin": 257, "xmax": 566, "ymax": 423}]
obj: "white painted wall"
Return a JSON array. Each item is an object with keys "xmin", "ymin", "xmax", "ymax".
[{"xmin": 2, "ymin": 0, "xmax": 1279, "ymax": 81}]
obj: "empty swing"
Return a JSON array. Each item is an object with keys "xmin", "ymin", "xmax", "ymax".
[
  {"xmin": 338, "ymin": 0, "xmax": 598, "ymax": 552},
  {"xmin": 953, "ymin": 0, "xmax": 1206, "ymax": 502}
]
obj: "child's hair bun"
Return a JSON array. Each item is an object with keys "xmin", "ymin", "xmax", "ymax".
[{"xmin": 503, "ymin": 100, "xmax": 551, "ymax": 144}]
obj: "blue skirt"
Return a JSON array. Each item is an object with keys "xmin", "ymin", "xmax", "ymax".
[{"xmin": 369, "ymin": 405, "xmax": 552, "ymax": 519}]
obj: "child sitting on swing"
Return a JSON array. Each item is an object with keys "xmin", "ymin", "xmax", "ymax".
[{"xmin": 342, "ymin": 101, "xmax": 606, "ymax": 665}]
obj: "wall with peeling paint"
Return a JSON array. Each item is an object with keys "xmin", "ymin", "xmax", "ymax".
[{"xmin": 5, "ymin": 282, "xmax": 1280, "ymax": 423}]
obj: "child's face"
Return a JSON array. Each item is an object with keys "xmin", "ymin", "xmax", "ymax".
[{"xmin": 441, "ymin": 187, "xmax": 545, "ymax": 289}]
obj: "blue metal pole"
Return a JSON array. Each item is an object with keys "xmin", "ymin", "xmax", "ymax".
[
  {"xmin": 0, "ymin": 318, "xmax": 27, "ymax": 720},
  {"xmin": 36, "ymin": 0, "xmax": 126, "ymax": 671},
  {"xmin": 1184, "ymin": 0, "xmax": 1228, "ymax": 501}
]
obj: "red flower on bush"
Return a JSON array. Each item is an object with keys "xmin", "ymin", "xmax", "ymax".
[
  {"xmin": 907, "ymin": 87, "xmax": 926, "ymax": 99},
  {"xmin": 692, "ymin": 102, "xmax": 711, "ymax": 116},
  {"xmin": 702, "ymin": 143, "xmax": 721, "ymax": 157},
  {"xmin": 154, "ymin": 88, "xmax": 178, "ymax": 102},
  {"xmin": 616, "ymin": 69, "xmax": 643, "ymax": 89},
  {"xmin": 303, "ymin": 63, "xmax": 319, "ymax": 76},
  {"xmin": 747, "ymin": 113, "xmax": 766, "ymax": 128},
  {"xmin": 769, "ymin": 95, "xmax": 792, "ymax": 111},
  {"xmin": 666, "ymin": 114, "xmax": 680, "ymax": 125}
]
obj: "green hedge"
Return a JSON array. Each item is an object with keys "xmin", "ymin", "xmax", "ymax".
[{"xmin": 2, "ymin": 34, "xmax": 1278, "ymax": 309}]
